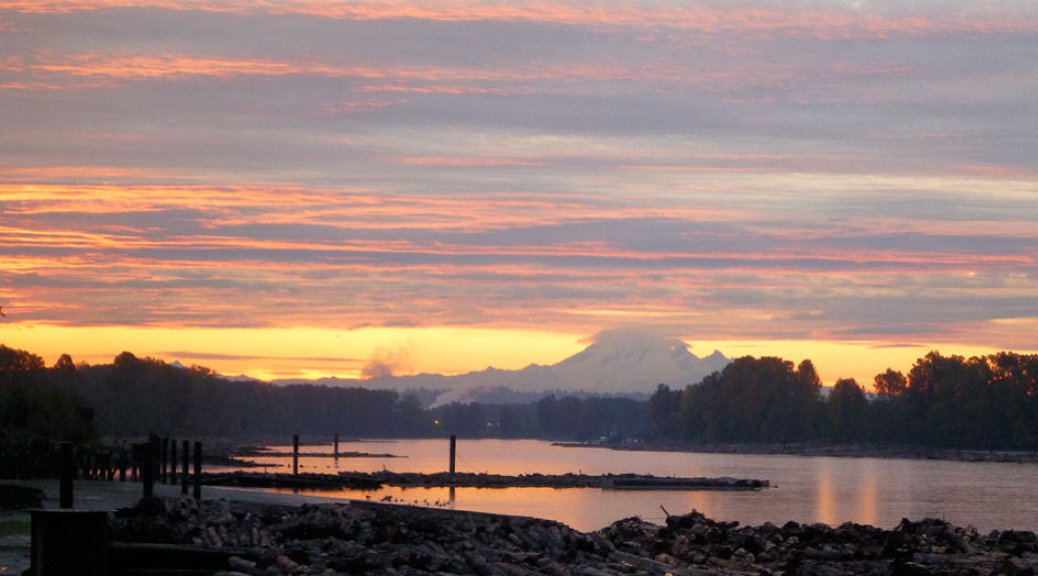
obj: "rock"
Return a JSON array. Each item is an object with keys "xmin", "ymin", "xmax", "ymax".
[
  {"xmin": 107, "ymin": 497, "xmax": 1037, "ymax": 576},
  {"xmin": 228, "ymin": 556, "xmax": 257, "ymax": 572},
  {"xmin": 892, "ymin": 561, "xmax": 934, "ymax": 576},
  {"xmin": 1003, "ymin": 556, "xmax": 1037, "ymax": 576}
]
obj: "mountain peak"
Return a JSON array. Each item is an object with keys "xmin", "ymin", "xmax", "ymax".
[
  {"xmin": 550, "ymin": 328, "xmax": 727, "ymax": 393},
  {"xmin": 273, "ymin": 328, "xmax": 731, "ymax": 406}
]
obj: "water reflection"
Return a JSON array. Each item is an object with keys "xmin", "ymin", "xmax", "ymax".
[
  {"xmin": 816, "ymin": 457, "xmax": 836, "ymax": 526},
  {"xmin": 858, "ymin": 463, "xmax": 878, "ymax": 527},
  {"xmin": 811, "ymin": 458, "xmax": 879, "ymax": 527},
  {"xmin": 240, "ymin": 439, "xmax": 1038, "ymax": 533}
]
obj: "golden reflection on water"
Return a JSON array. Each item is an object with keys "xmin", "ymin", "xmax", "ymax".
[
  {"xmin": 814, "ymin": 458, "xmax": 878, "ymax": 527},
  {"xmin": 857, "ymin": 463, "xmax": 878, "ymax": 527},
  {"xmin": 816, "ymin": 458, "xmax": 837, "ymax": 526}
]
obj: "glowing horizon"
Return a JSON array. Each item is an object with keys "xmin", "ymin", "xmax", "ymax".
[{"xmin": 0, "ymin": 322, "xmax": 1023, "ymax": 390}]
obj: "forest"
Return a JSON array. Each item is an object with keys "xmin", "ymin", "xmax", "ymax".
[
  {"xmin": 649, "ymin": 352, "xmax": 1038, "ymax": 449},
  {"xmin": 2, "ymin": 344, "xmax": 1038, "ymax": 450}
]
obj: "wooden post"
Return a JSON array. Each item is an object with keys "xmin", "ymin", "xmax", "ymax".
[
  {"xmin": 160, "ymin": 437, "xmax": 168, "ymax": 485},
  {"xmin": 181, "ymin": 440, "xmax": 189, "ymax": 496},
  {"xmin": 192, "ymin": 441, "xmax": 202, "ymax": 500},
  {"xmin": 168, "ymin": 438, "xmax": 176, "ymax": 484},
  {"xmin": 31, "ymin": 510, "xmax": 108, "ymax": 576},
  {"xmin": 149, "ymin": 434, "xmax": 160, "ymax": 487},
  {"xmin": 59, "ymin": 442, "xmax": 74, "ymax": 509},
  {"xmin": 449, "ymin": 434, "xmax": 457, "ymax": 475},
  {"xmin": 292, "ymin": 435, "xmax": 299, "ymax": 476},
  {"xmin": 142, "ymin": 443, "xmax": 154, "ymax": 499}
]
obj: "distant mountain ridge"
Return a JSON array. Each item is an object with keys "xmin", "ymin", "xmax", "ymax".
[{"xmin": 262, "ymin": 330, "xmax": 730, "ymax": 406}]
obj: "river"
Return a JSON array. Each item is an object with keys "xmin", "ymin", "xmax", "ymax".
[{"xmin": 236, "ymin": 438, "xmax": 1038, "ymax": 533}]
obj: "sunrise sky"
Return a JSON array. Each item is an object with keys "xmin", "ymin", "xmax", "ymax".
[{"xmin": 1, "ymin": 0, "xmax": 1036, "ymax": 387}]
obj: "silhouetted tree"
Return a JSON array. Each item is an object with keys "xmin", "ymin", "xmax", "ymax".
[
  {"xmin": 873, "ymin": 368, "xmax": 907, "ymax": 398},
  {"xmin": 674, "ymin": 356, "xmax": 821, "ymax": 443},
  {"xmin": 0, "ymin": 345, "xmax": 95, "ymax": 442},
  {"xmin": 648, "ymin": 383, "xmax": 681, "ymax": 439},
  {"xmin": 827, "ymin": 378, "xmax": 869, "ymax": 442}
]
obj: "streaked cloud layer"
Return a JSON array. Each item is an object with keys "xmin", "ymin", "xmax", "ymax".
[{"xmin": 2, "ymin": 0, "xmax": 1036, "ymax": 384}]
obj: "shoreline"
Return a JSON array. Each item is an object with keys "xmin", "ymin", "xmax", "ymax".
[
  {"xmin": 7, "ymin": 479, "xmax": 1038, "ymax": 574},
  {"xmin": 105, "ymin": 492, "xmax": 1038, "ymax": 575},
  {"xmin": 556, "ymin": 440, "xmax": 1038, "ymax": 463}
]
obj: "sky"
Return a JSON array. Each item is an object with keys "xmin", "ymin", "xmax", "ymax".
[{"xmin": 1, "ymin": 0, "xmax": 1036, "ymax": 387}]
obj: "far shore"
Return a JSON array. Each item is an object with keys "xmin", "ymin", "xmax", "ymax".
[{"xmin": 556, "ymin": 440, "xmax": 1038, "ymax": 463}]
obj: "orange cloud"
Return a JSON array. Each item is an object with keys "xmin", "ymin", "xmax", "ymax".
[
  {"xmin": 6, "ymin": 1, "xmax": 1036, "ymax": 40},
  {"xmin": 11, "ymin": 53, "xmax": 670, "ymax": 84}
]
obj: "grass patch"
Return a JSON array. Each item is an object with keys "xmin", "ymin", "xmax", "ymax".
[{"xmin": 0, "ymin": 518, "xmax": 30, "ymax": 537}]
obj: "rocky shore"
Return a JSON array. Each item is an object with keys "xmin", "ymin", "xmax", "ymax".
[{"xmin": 108, "ymin": 496, "xmax": 1038, "ymax": 575}]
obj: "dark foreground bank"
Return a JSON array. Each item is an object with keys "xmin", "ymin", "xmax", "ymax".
[{"xmin": 106, "ymin": 495, "xmax": 1038, "ymax": 576}]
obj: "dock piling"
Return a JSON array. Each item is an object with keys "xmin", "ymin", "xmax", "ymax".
[
  {"xmin": 449, "ymin": 435, "xmax": 457, "ymax": 476},
  {"xmin": 181, "ymin": 440, "xmax": 189, "ymax": 495},
  {"xmin": 193, "ymin": 441, "xmax": 202, "ymax": 500},
  {"xmin": 293, "ymin": 434, "xmax": 299, "ymax": 476},
  {"xmin": 142, "ymin": 443, "xmax": 154, "ymax": 499}
]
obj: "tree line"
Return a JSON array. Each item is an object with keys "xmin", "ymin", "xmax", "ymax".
[
  {"xmin": 3, "ymin": 343, "xmax": 1038, "ymax": 450},
  {"xmin": 0, "ymin": 345, "xmax": 644, "ymax": 442},
  {"xmin": 649, "ymin": 351, "xmax": 1038, "ymax": 449}
]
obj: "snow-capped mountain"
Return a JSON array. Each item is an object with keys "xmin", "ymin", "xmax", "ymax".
[
  {"xmin": 548, "ymin": 328, "xmax": 729, "ymax": 393},
  {"xmin": 272, "ymin": 328, "xmax": 730, "ymax": 406}
]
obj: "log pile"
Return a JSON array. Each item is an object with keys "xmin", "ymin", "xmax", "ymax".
[{"xmin": 198, "ymin": 470, "xmax": 769, "ymax": 491}]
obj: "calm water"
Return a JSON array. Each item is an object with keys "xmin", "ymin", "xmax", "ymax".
[{"xmin": 238, "ymin": 439, "xmax": 1038, "ymax": 533}]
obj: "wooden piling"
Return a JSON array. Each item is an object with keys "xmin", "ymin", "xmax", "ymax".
[
  {"xmin": 293, "ymin": 434, "xmax": 299, "ymax": 476},
  {"xmin": 192, "ymin": 441, "xmax": 202, "ymax": 500},
  {"xmin": 142, "ymin": 443, "xmax": 154, "ymax": 499},
  {"xmin": 167, "ymin": 438, "xmax": 175, "ymax": 484},
  {"xmin": 149, "ymin": 434, "xmax": 160, "ymax": 488},
  {"xmin": 160, "ymin": 437, "xmax": 168, "ymax": 485},
  {"xmin": 181, "ymin": 440, "xmax": 189, "ymax": 496},
  {"xmin": 449, "ymin": 434, "xmax": 457, "ymax": 475}
]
